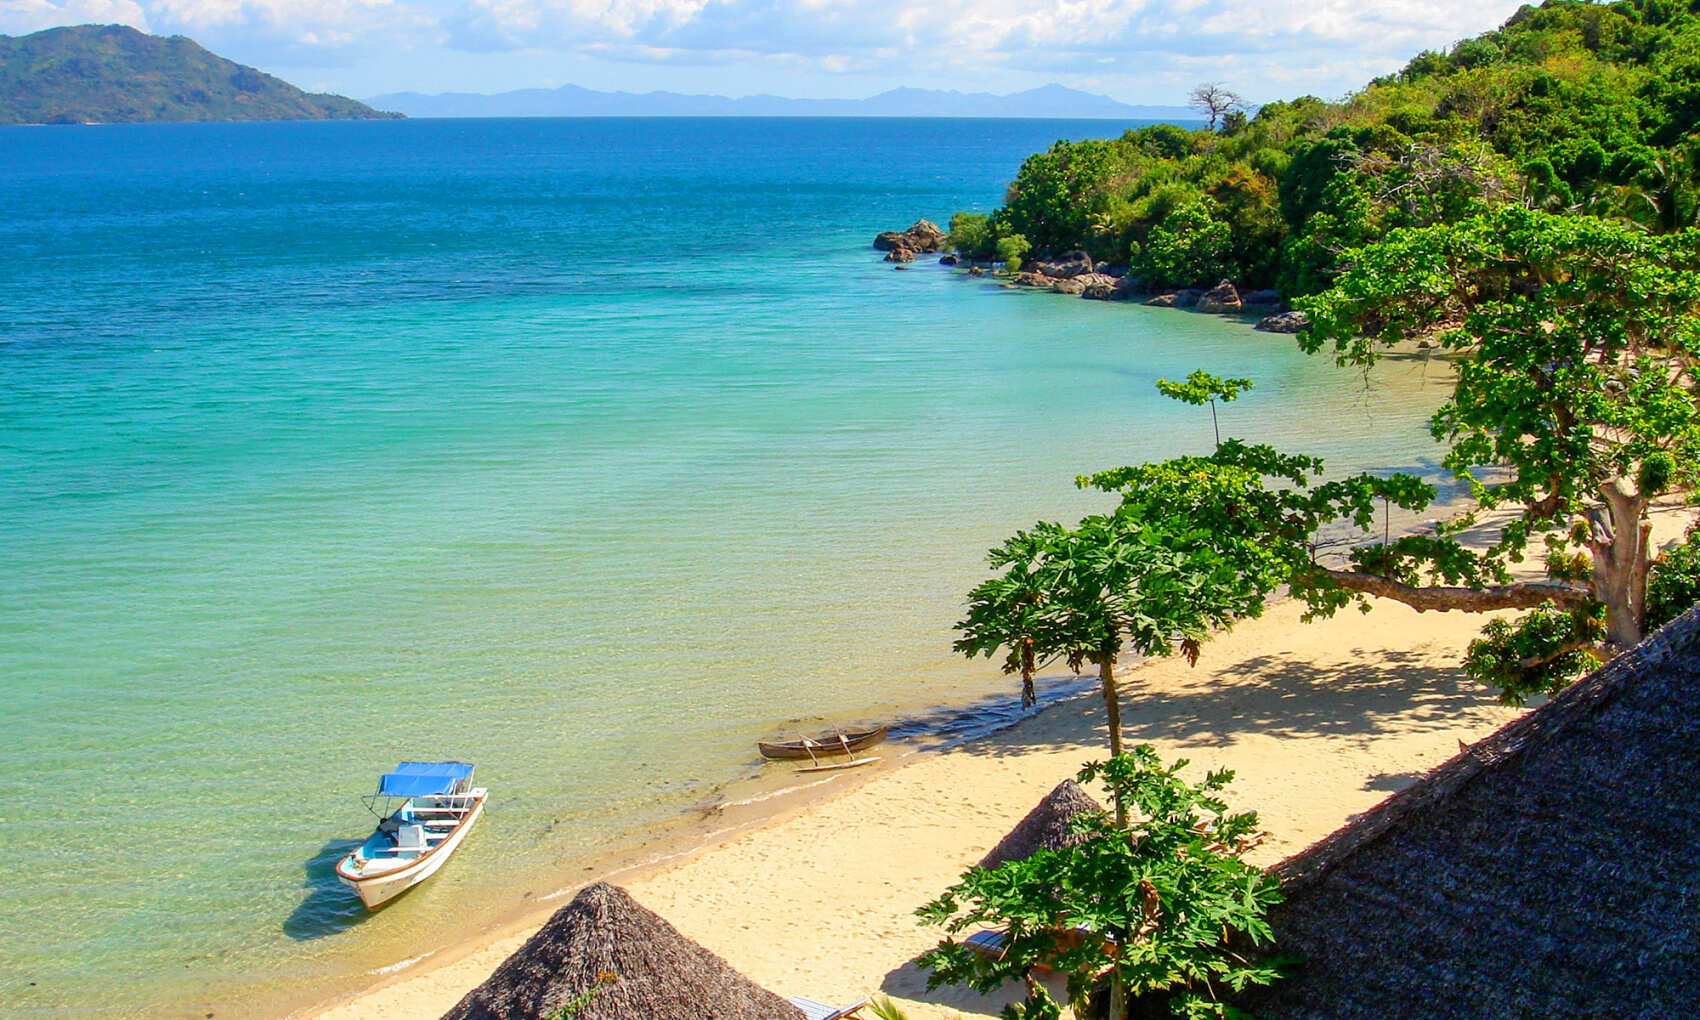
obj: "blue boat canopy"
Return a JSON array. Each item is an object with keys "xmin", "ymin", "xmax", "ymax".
[{"xmin": 378, "ymin": 761, "xmax": 474, "ymax": 798}]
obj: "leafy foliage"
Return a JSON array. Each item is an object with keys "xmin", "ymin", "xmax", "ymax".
[
  {"xmin": 956, "ymin": 369, "xmax": 1506, "ymax": 735},
  {"xmin": 1463, "ymin": 604, "xmax": 1606, "ymax": 705},
  {"xmin": 1155, "ymin": 371, "xmax": 1253, "ymax": 448},
  {"xmin": 954, "ymin": 500, "xmax": 1277, "ymax": 769},
  {"xmin": 947, "ymin": 0, "xmax": 1700, "ymax": 295},
  {"xmin": 1300, "ymin": 205, "xmax": 1700, "ymax": 660},
  {"xmin": 916, "ymin": 748, "xmax": 1287, "ymax": 1020},
  {"xmin": 947, "ymin": 212, "xmax": 997, "ymax": 261},
  {"xmin": 1646, "ymin": 526, "xmax": 1700, "ymax": 629},
  {"xmin": 0, "ymin": 24, "xmax": 398, "ymax": 124},
  {"xmin": 864, "ymin": 995, "xmax": 912, "ymax": 1020},
  {"xmin": 1133, "ymin": 202, "xmax": 1236, "ymax": 290},
  {"xmin": 997, "ymin": 234, "xmax": 1033, "ymax": 273}
]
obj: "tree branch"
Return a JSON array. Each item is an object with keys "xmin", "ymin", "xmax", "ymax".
[
  {"xmin": 1518, "ymin": 640, "xmax": 1607, "ymax": 671},
  {"xmin": 1302, "ymin": 566, "xmax": 1592, "ymax": 612}
]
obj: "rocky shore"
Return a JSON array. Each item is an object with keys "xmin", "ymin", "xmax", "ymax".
[{"xmin": 873, "ymin": 221, "xmax": 1311, "ymax": 334}]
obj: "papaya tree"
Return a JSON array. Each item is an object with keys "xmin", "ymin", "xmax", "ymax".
[
  {"xmin": 917, "ymin": 748, "xmax": 1286, "ymax": 1020},
  {"xmin": 956, "ymin": 493, "xmax": 1282, "ymax": 822}
]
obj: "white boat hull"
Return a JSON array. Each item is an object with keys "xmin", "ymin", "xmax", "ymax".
[{"xmin": 336, "ymin": 789, "xmax": 486, "ymax": 909}]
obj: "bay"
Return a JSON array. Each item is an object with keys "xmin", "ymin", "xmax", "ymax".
[{"xmin": 0, "ymin": 117, "xmax": 1451, "ymax": 1016}]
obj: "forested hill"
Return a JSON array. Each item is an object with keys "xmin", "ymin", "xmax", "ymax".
[
  {"xmin": 0, "ymin": 25, "xmax": 400, "ymax": 124},
  {"xmin": 948, "ymin": 0, "xmax": 1700, "ymax": 297}
]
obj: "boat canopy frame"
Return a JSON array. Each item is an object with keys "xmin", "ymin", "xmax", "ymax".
[{"xmin": 362, "ymin": 761, "xmax": 477, "ymax": 817}]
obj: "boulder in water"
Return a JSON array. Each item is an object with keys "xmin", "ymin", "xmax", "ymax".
[{"xmin": 1255, "ymin": 310, "xmax": 1310, "ymax": 333}]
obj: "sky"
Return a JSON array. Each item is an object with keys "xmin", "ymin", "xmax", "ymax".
[{"xmin": 1, "ymin": 0, "xmax": 1533, "ymax": 103}]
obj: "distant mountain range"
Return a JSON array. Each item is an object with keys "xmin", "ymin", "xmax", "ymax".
[
  {"xmin": 366, "ymin": 83, "xmax": 1196, "ymax": 121},
  {"xmin": 0, "ymin": 25, "xmax": 398, "ymax": 125}
]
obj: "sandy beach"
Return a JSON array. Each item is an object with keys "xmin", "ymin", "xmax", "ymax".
[{"xmin": 308, "ymin": 591, "xmax": 1546, "ymax": 1020}]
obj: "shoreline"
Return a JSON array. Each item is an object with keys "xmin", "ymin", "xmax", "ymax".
[
  {"xmin": 275, "ymin": 678, "xmax": 1099, "ymax": 1020},
  {"xmin": 304, "ymin": 593, "xmax": 1531, "ymax": 1019},
  {"xmin": 291, "ymin": 316, "xmax": 1470, "ymax": 1020},
  {"xmin": 302, "ymin": 481, "xmax": 1696, "ymax": 1020}
]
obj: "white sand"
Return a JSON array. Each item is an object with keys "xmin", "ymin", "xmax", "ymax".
[{"xmin": 308, "ymin": 594, "xmax": 1538, "ymax": 1020}]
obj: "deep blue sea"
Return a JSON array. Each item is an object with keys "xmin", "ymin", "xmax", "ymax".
[{"xmin": 0, "ymin": 118, "xmax": 1455, "ymax": 1017}]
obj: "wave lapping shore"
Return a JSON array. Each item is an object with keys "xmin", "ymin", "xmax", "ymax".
[{"xmin": 311, "ymin": 595, "xmax": 1531, "ymax": 1019}]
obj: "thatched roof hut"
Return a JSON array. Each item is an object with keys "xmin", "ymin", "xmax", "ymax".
[
  {"xmin": 441, "ymin": 882, "xmax": 804, "ymax": 1020},
  {"xmin": 1250, "ymin": 604, "xmax": 1700, "ymax": 1017},
  {"xmin": 979, "ymin": 779, "xmax": 1104, "ymax": 870}
]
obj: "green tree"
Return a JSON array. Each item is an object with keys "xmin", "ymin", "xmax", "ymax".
[
  {"xmin": 1134, "ymin": 202, "xmax": 1233, "ymax": 289},
  {"xmin": 1645, "ymin": 526, "xmax": 1700, "ymax": 629},
  {"xmin": 1155, "ymin": 370, "xmax": 1253, "ymax": 449},
  {"xmin": 947, "ymin": 211, "xmax": 996, "ymax": 261},
  {"xmin": 957, "ymin": 460, "xmax": 1287, "ymax": 818},
  {"xmin": 916, "ymin": 749, "xmax": 1286, "ymax": 1020},
  {"xmin": 1299, "ymin": 206, "xmax": 1700, "ymax": 694},
  {"xmin": 997, "ymin": 233, "xmax": 1032, "ymax": 273}
]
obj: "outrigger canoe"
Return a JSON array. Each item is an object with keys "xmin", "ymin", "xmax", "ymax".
[
  {"xmin": 335, "ymin": 761, "xmax": 487, "ymax": 909},
  {"xmin": 758, "ymin": 726, "xmax": 887, "ymax": 772}
]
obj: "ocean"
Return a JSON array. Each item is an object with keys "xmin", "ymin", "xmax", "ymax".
[{"xmin": 0, "ymin": 117, "xmax": 1454, "ymax": 1016}]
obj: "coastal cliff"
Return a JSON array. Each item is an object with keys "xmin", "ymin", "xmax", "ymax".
[{"xmin": 0, "ymin": 25, "xmax": 400, "ymax": 125}]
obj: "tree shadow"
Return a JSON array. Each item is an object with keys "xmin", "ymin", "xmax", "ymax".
[
  {"xmin": 282, "ymin": 838, "xmax": 368, "ymax": 941},
  {"xmin": 878, "ymin": 956, "xmax": 1051, "ymax": 1016},
  {"xmin": 946, "ymin": 646, "xmax": 1492, "ymax": 761},
  {"xmin": 1362, "ymin": 770, "xmax": 1425, "ymax": 793}
]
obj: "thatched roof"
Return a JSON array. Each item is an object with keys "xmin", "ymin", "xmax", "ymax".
[
  {"xmin": 979, "ymin": 779, "xmax": 1104, "ymax": 870},
  {"xmin": 1249, "ymin": 604, "xmax": 1700, "ymax": 1018},
  {"xmin": 441, "ymin": 882, "xmax": 804, "ymax": 1020}
]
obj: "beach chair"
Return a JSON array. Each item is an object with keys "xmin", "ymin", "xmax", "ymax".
[{"xmin": 786, "ymin": 995, "xmax": 867, "ymax": 1020}]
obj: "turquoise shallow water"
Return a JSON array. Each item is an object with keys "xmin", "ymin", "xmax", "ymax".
[{"xmin": 0, "ymin": 118, "xmax": 1455, "ymax": 1017}]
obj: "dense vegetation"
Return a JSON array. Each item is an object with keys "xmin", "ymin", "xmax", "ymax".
[
  {"xmin": 0, "ymin": 25, "xmax": 399, "ymax": 124},
  {"xmin": 948, "ymin": 0, "xmax": 1700, "ymax": 294},
  {"xmin": 919, "ymin": 750, "xmax": 1285, "ymax": 1020},
  {"xmin": 953, "ymin": 7, "xmax": 1700, "ymax": 718}
]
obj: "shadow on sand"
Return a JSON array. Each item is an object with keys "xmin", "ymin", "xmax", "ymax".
[
  {"xmin": 941, "ymin": 645, "xmax": 1484, "ymax": 762},
  {"xmin": 282, "ymin": 838, "xmax": 368, "ymax": 941},
  {"xmin": 878, "ymin": 958, "xmax": 1028, "ymax": 1017},
  {"xmin": 874, "ymin": 642, "xmax": 1494, "ymax": 1012}
]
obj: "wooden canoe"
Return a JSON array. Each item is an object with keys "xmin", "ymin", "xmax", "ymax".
[{"xmin": 757, "ymin": 726, "xmax": 888, "ymax": 761}]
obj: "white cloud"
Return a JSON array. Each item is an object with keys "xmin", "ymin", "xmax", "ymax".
[
  {"xmin": 146, "ymin": 0, "xmax": 405, "ymax": 45},
  {"xmin": 435, "ymin": 0, "xmax": 1525, "ymax": 94},
  {"xmin": 1, "ymin": 0, "xmax": 1533, "ymax": 101},
  {"xmin": 0, "ymin": 0, "xmax": 149, "ymax": 34}
]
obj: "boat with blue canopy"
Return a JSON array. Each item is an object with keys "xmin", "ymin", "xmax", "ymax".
[{"xmin": 334, "ymin": 761, "xmax": 487, "ymax": 909}]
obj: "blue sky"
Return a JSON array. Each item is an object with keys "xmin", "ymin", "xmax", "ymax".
[{"xmin": 3, "ymin": 0, "xmax": 1531, "ymax": 102}]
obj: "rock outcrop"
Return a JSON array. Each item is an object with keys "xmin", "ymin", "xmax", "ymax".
[
  {"xmin": 1078, "ymin": 274, "xmax": 1135, "ymax": 300},
  {"xmin": 873, "ymin": 219, "xmax": 946, "ymax": 253},
  {"xmin": 1030, "ymin": 250, "xmax": 1096, "ymax": 279},
  {"xmin": 1195, "ymin": 279, "xmax": 1242, "ymax": 313},
  {"xmin": 1002, "ymin": 269, "xmax": 1135, "ymax": 301},
  {"xmin": 883, "ymin": 247, "xmax": 915, "ymax": 263},
  {"xmin": 1255, "ymin": 310, "xmax": 1310, "ymax": 333},
  {"xmin": 1157, "ymin": 288, "xmax": 1204, "ymax": 308}
]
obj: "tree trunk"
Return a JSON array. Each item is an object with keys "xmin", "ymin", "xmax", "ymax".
[
  {"xmin": 1098, "ymin": 654, "xmax": 1124, "ymax": 757},
  {"xmin": 1589, "ymin": 479, "xmax": 1651, "ymax": 649},
  {"xmin": 1108, "ymin": 971, "xmax": 1128, "ymax": 1020},
  {"xmin": 1020, "ymin": 639, "xmax": 1036, "ymax": 709},
  {"xmin": 1098, "ymin": 653, "xmax": 1128, "ymax": 827}
]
